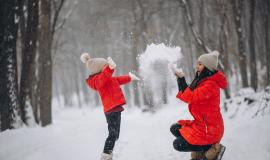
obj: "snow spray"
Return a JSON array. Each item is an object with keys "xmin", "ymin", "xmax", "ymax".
[{"xmin": 137, "ymin": 43, "xmax": 182, "ymax": 106}]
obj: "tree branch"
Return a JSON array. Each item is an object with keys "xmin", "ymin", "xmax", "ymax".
[
  {"xmin": 51, "ymin": 0, "xmax": 65, "ymax": 36},
  {"xmin": 55, "ymin": 1, "xmax": 77, "ymax": 32},
  {"xmin": 179, "ymin": 0, "xmax": 211, "ymax": 53}
]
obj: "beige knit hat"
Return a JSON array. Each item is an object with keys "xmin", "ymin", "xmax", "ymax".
[
  {"xmin": 197, "ymin": 50, "xmax": 219, "ymax": 72},
  {"xmin": 80, "ymin": 52, "xmax": 107, "ymax": 75}
]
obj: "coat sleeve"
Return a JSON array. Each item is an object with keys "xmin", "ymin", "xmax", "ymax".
[
  {"xmin": 176, "ymin": 81, "xmax": 216, "ymax": 104},
  {"xmin": 115, "ymin": 75, "xmax": 131, "ymax": 85},
  {"xmin": 94, "ymin": 66, "xmax": 114, "ymax": 89}
]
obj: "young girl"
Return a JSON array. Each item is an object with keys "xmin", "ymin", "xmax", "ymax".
[
  {"xmin": 80, "ymin": 53, "xmax": 139, "ymax": 160},
  {"xmin": 170, "ymin": 51, "xmax": 227, "ymax": 160}
]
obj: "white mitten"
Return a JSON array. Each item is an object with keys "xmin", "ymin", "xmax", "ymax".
[
  {"xmin": 80, "ymin": 52, "xmax": 91, "ymax": 63},
  {"xmin": 170, "ymin": 64, "xmax": 185, "ymax": 78},
  {"xmin": 107, "ymin": 57, "xmax": 116, "ymax": 69},
  {"xmin": 129, "ymin": 72, "xmax": 140, "ymax": 81}
]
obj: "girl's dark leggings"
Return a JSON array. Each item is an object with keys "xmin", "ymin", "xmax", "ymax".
[
  {"xmin": 103, "ymin": 111, "xmax": 121, "ymax": 154},
  {"xmin": 170, "ymin": 123, "xmax": 212, "ymax": 152}
]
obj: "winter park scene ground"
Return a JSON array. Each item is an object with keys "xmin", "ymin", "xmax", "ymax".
[
  {"xmin": 1, "ymin": 44, "xmax": 270, "ymax": 160},
  {"xmin": 1, "ymin": 91, "xmax": 270, "ymax": 160},
  {"xmin": 1, "ymin": 1, "xmax": 270, "ymax": 160}
]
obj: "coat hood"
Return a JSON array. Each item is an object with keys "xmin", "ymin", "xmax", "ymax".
[{"xmin": 208, "ymin": 71, "xmax": 227, "ymax": 89}]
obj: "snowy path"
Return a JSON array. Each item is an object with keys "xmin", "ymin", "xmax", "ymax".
[{"xmin": 1, "ymin": 100, "xmax": 270, "ymax": 160}]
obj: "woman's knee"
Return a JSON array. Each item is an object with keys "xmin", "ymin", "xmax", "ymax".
[
  {"xmin": 170, "ymin": 123, "xmax": 178, "ymax": 132},
  {"xmin": 173, "ymin": 136, "xmax": 189, "ymax": 152},
  {"xmin": 173, "ymin": 138, "xmax": 182, "ymax": 151},
  {"xmin": 170, "ymin": 123, "xmax": 181, "ymax": 136}
]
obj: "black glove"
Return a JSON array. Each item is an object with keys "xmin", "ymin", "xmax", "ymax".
[
  {"xmin": 177, "ymin": 77, "xmax": 188, "ymax": 92},
  {"xmin": 189, "ymin": 78, "xmax": 199, "ymax": 91}
]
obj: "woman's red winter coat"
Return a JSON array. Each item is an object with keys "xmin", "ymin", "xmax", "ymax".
[
  {"xmin": 176, "ymin": 71, "xmax": 227, "ymax": 145},
  {"xmin": 86, "ymin": 66, "xmax": 131, "ymax": 113}
]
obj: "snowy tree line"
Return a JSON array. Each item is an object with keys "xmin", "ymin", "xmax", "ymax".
[
  {"xmin": 0, "ymin": 0, "xmax": 66, "ymax": 131},
  {"xmin": 55, "ymin": 0, "xmax": 269, "ymax": 107},
  {"xmin": 0, "ymin": 0, "xmax": 269, "ymax": 131}
]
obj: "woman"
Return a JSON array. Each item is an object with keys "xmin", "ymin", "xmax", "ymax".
[{"xmin": 170, "ymin": 51, "xmax": 227, "ymax": 160}]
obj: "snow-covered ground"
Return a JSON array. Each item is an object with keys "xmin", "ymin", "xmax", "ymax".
[
  {"xmin": 1, "ymin": 44, "xmax": 270, "ymax": 160},
  {"xmin": 1, "ymin": 96, "xmax": 270, "ymax": 160}
]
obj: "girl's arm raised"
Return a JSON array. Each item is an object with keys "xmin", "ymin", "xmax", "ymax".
[{"xmin": 115, "ymin": 75, "xmax": 131, "ymax": 85}]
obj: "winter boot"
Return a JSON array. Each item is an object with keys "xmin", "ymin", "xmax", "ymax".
[
  {"xmin": 216, "ymin": 144, "xmax": 226, "ymax": 160},
  {"xmin": 190, "ymin": 151, "xmax": 205, "ymax": 160},
  {"xmin": 205, "ymin": 143, "xmax": 225, "ymax": 160},
  {"xmin": 100, "ymin": 153, "xmax": 113, "ymax": 160}
]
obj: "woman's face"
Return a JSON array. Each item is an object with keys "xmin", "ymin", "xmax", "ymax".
[{"xmin": 196, "ymin": 62, "xmax": 205, "ymax": 75}]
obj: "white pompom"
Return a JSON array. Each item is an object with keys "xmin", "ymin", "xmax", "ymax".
[
  {"xmin": 80, "ymin": 52, "xmax": 91, "ymax": 63},
  {"xmin": 211, "ymin": 50, "xmax": 220, "ymax": 57}
]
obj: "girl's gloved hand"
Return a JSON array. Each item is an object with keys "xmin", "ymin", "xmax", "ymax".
[{"xmin": 129, "ymin": 72, "xmax": 140, "ymax": 81}]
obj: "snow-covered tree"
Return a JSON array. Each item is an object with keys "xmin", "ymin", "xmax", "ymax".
[{"xmin": 0, "ymin": 0, "xmax": 21, "ymax": 131}]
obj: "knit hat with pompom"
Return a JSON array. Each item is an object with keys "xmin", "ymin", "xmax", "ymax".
[
  {"xmin": 197, "ymin": 50, "xmax": 219, "ymax": 72},
  {"xmin": 80, "ymin": 52, "xmax": 107, "ymax": 75}
]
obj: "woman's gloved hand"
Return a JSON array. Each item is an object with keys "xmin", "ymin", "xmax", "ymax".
[{"xmin": 170, "ymin": 64, "xmax": 185, "ymax": 78}]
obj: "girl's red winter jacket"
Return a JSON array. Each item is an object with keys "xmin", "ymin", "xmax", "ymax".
[
  {"xmin": 176, "ymin": 71, "xmax": 227, "ymax": 145},
  {"xmin": 86, "ymin": 66, "xmax": 131, "ymax": 113}
]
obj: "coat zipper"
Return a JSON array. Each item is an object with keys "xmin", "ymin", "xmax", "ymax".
[{"xmin": 202, "ymin": 115, "xmax": 208, "ymax": 134}]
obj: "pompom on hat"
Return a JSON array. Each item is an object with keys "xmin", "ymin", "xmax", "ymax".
[
  {"xmin": 197, "ymin": 50, "xmax": 220, "ymax": 72},
  {"xmin": 80, "ymin": 52, "xmax": 91, "ymax": 63},
  {"xmin": 80, "ymin": 52, "xmax": 107, "ymax": 75}
]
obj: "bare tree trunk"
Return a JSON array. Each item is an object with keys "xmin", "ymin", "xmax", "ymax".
[
  {"xmin": 249, "ymin": 0, "xmax": 258, "ymax": 91},
  {"xmin": 131, "ymin": 0, "xmax": 142, "ymax": 107},
  {"xmin": 131, "ymin": 34, "xmax": 141, "ymax": 107},
  {"xmin": 137, "ymin": 0, "xmax": 157, "ymax": 109},
  {"xmin": 19, "ymin": 0, "xmax": 39, "ymax": 124},
  {"xmin": 265, "ymin": 0, "xmax": 270, "ymax": 86},
  {"xmin": 199, "ymin": 0, "xmax": 205, "ymax": 41},
  {"xmin": 38, "ymin": 0, "xmax": 52, "ymax": 126},
  {"xmin": 181, "ymin": 10, "xmax": 195, "ymax": 78},
  {"xmin": 0, "ymin": 0, "xmax": 20, "ymax": 131},
  {"xmin": 218, "ymin": 0, "xmax": 231, "ymax": 99},
  {"xmin": 179, "ymin": 0, "xmax": 210, "ymax": 53},
  {"xmin": 142, "ymin": 82, "xmax": 154, "ymax": 110},
  {"xmin": 74, "ymin": 66, "xmax": 82, "ymax": 108},
  {"xmin": 231, "ymin": 0, "xmax": 249, "ymax": 88},
  {"xmin": 161, "ymin": 78, "xmax": 168, "ymax": 104}
]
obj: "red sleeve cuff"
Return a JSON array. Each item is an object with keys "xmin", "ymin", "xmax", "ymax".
[
  {"xmin": 115, "ymin": 75, "xmax": 131, "ymax": 85},
  {"xmin": 176, "ymin": 91, "xmax": 182, "ymax": 99},
  {"xmin": 127, "ymin": 76, "xmax": 132, "ymax": 82}
]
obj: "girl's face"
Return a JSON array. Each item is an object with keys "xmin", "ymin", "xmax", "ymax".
[
  {"xmin": 196, "ymin": 62, "xmax": 205, "ymax": 75},
  {"xmin": 103, "ymin": 64, "xmax": 109, "ymax": 70}
]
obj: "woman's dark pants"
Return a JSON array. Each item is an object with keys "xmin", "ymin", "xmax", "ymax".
[{"xmin": 170, "ymin": 123, "xmax": 212, "ymax": 152}]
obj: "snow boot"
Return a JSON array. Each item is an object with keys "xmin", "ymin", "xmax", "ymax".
[
  {"xmin": 190, "ymin": 151, "xmax": 205, "ymax": 160},
  {"xmin": 100, "ymin": 153, "xmax": 113, "ymax": 160},
  {"xmin": 205, "ymin": 143, "xmax": 226, "ymax": 160},
  {"xmin": 215, "ymin": 144, "xmax": 226, "ymax": 160}
]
